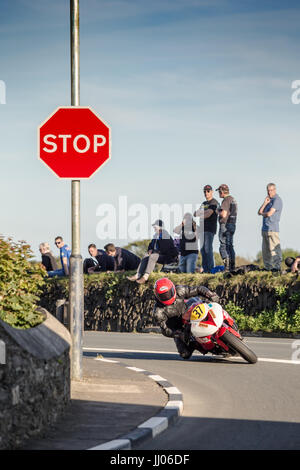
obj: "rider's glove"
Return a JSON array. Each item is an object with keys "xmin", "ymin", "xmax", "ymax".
[{"xmin": 197, "ymin": 286, "xmax": 219, "ymax": 303}]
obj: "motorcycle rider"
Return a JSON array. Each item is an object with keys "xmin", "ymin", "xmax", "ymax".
[{"xmin": 153, "ymin": 277, "xmax": 220, "ymax": 359}]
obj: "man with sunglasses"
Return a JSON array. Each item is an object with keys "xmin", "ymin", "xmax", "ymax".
[
  {"xmin": 48, "ymin": 236, "xmax": 71, "ymax": 278},
  {"xmin": 194, "ymin": 185, "xmax": 219, "ymax": 273}
]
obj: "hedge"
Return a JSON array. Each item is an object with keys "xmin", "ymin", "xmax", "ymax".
[{"xmin": 39, "ymin": 271, "xmax": 300, "ymax": 335}]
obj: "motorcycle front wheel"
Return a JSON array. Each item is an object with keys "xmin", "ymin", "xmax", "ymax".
[{"xmin": 221, "ymin": 330, "xmax": 258, "ymax": 364}]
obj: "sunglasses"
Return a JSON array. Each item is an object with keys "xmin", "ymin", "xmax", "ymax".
[
  {"xmin": 204, "ymin": 189, "xmax": 212, "ymax": 193},
  {"xmin": 55, "ymin": 241, "xmax": 62, "ymax": 246}
]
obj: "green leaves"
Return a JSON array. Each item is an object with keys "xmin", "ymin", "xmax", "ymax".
[
  {"xmin": 0, "ymin": 236, "xmax": 47, "ymax": 329},
  {"xmin": 225, "ymin": 300, "xmax": 300, "ymax": 334}
]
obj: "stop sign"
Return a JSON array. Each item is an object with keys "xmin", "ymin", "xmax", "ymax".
[{"xmin": 38, "ymin": 107, "xmax": 111, "ymax": 178}]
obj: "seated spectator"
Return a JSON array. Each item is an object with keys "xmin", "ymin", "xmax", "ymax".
[
  {"xmin": 285, "ymin": 256, "xmax": 300, "ymax": 273},
  {"xmin": 48, "ymin": 236, "xmax": 71, "ymax": 278},
  {"xmin": 84, "ymin": 244, "xmax": 115, "ymax": 274},
  {"xmin": 173, "ymin": 213, "xmax": 199, "ymax": 273},
  {"xmin": 104, "ymin": 243, "xmax": 141, "ymax": 272},
  {"xmin": 39, "ymin": 242, "xmax": 58, "ymax": 272},
  {"xmin": 127, "ymin": 219, "xmax": 179, "ymax": 284}
]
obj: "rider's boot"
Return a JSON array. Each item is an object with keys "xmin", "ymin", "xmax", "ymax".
[{"xmin": 174, "ymin": 336, "xmax": 194, "ymax": 360}]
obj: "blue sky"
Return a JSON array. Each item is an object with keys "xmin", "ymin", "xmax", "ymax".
[{"xmin": 1, "ymin": 0, "xmax": 300, "ymax": 261}]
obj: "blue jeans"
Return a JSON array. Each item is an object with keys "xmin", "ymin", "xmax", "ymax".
[
  {"xmin": 47, "ymin": 269, "xmax": 65, "ymax": 278},
  {"xmin": 219, "ymin": 223, "xmax": 236, "ymax": 266},
  {"xmin": 200, "ymin": 231, "xmax": 215, "ymax": 273},
  {"xmin": 179, "ymin": 253, "xmax": 198, "ymax": 273}
]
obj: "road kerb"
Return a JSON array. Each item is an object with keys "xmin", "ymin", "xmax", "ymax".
[{"xmin": 88, "ymin": 359, "xmax": 183, "ymax": 451}]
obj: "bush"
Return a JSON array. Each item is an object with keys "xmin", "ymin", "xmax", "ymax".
[
  {"xmin": 225, "ymin": 299, "xmax": 300, "ymax": 334},
  {"xmin": 0, "ymin": 236, "xmax": 47, "ymax": 329}
]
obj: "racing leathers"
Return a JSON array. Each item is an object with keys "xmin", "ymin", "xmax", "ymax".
[{"xmin": 153, "ymin": 284, "xmax": 220, "ymax": 359}]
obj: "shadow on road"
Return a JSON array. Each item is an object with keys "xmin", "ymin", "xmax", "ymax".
[
  {"xmin": 21, "ymin": 398, "xmax": 300, "ymax": 450},
  {"xmin": 136, "ymin": 414, "xmax": 300, "ymax": 450},
  {"xmin": 20, "ymin": 399, "xmax": 164, "ymax": 451},
  {"xmin": 84, "ymin": 350, "xmax": 248, "ymax": 365}
]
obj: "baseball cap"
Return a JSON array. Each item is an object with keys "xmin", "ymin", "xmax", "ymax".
[
  {"xmin": 216, "ymin": 184, "xmax": 229, "ymax": 192},
  {"xmin": 152, "ymin": 219, "xmax": 164, "ymax": 227},
  {"xmin": 203, "ymin": 185, "xmax": 213, "ymax": 191}
]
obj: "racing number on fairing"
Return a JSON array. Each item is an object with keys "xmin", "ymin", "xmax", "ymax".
[{"xmin": 191, "ymin": 304, "xmax": 206, "ymax": 321}]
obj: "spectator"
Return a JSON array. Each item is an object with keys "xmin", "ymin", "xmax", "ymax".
[
  {"xmin": 258, "ymin": 183, "xmax": 283, "ymax": 272},
  {"xmin": 216, "ymin": 184, "xmax": 238, "ymax": 272},
  {"xmin": 127, "ymin": 219, "xmax": 178, "ymax": 284},
  {"xmin": 173, "ymin": 213, "xmax": 198, "ymax": 273},
  {"xmin": 48, "ymin": 236, "xmax": 71, "ymax": 278},
  {"xmin": 194, "ymin": 185, "xmax": 219, "ymax": 273},
  {"xmin": 104, "ymin": 243, "xmax": 140, "ymax": 272},
  {"xmin": 285, "ymin": 256, "xmax": 300, "ymax": 273},
  {"xmin": 84, "ymin": 244, "xmax": 115, "ymax": 274},
  {"xmin": 39, "ymin": 242, "xmax": 58, "ymax": 272}
]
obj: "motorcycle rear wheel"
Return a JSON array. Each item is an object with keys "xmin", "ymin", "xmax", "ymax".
[{"xmin": 221, "ymin": 330, "xmax": 257, "ymax": 364}]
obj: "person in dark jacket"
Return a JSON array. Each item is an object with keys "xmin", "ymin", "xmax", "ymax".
[
  {"xmin": 173, "ymin": 213, "xmax": 199, "ymax": 273},
  {"xmin": 84, "ymin": 244, "xmax": 115, "ymax": 274},
  {"xmin": 127, "ymin": 219, "xmax": 179, "ymax": 284},
  {"xmin": 153, "ymin": 277, "xmax": 219, "ymax": 359},
  {"xmin": 39, "ymin": 242, "xmax": 58, "ymax": 272},
  {"xmin": 104, "ymin": 243, "xmax": 141, "ymax": 272}
]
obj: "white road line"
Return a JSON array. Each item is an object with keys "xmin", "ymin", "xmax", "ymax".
[
  {"xmin": 258, "ymin": 357, "xmax": 300, "ymax": 365},
  {"xmin": 94, "ymin": 357, "xmax": 120, "ymax": 363},
  {"xmin": 246, "ymin": 340, "xmax": 298, "ymax": 345},
  {"xmin": 126, "ymin": 366, "xmax": 146, "ymax": 372},
  {"xmin": 83, "ymin": 347, "xmax": 300, "ymax": 365}
]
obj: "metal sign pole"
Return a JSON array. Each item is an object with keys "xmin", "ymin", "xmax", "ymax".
[{"xmin": 70, "ymin": 0, "xmax": 83, "ymax": 381}]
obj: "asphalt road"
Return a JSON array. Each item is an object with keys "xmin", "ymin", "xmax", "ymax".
[{"xmin": 83, "ymin": 331, "xmax": 300, "ymax": 450}]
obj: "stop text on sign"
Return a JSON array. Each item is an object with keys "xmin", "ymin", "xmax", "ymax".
[
  {"xmin": 38, "ymin": 106, "xmax": 111, "ymax": 179},
  {"xmin": 43, "ymin": 134, "xmax": 107, "ymax": 154}
]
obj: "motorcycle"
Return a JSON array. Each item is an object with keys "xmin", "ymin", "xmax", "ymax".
[{"xmin": 179, "ymin": 297, "xmax": 257, "ymax": 364}]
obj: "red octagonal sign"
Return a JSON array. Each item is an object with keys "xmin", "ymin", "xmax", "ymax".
[{"xmin": 38, "ymin": 107, "xmax": 111, "ymax": 178}]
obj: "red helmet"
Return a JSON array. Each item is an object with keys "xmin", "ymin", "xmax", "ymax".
[{"xmin": 154, "ymin": 278, "xmax": 176, "ymax": 305}]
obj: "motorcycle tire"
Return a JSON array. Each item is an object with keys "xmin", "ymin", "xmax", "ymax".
[{"xmin": 221, "ymin": 330, "xmax": 257, "ymax": 364}]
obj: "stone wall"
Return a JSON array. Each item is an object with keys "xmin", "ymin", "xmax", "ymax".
[
  {"xmin": 0, "ymin": 308, "xmax": 71, "ymax": 450},
  {"xmin": 38, "ymin": 272, "xmax": 300, "ymax": 333}
]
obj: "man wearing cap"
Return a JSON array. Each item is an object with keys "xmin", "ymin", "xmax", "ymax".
[
  {"xmin": 194, "ymin": 185, "xmax": 219, "ymax": 273},
  {"xmin": 216, "ymin": 184, "xmax": 238, "ymax": 272},
  {"xmin": 258, "ymin": 183, "xmax": 283, "ymax": 272},
  {"xmin": 127, "ymin": 220, "xmax": 178, "ymax": 284}
]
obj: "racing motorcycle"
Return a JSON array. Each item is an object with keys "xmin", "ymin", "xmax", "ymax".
[{"xmin": 180, "ymin": 297, "xmax": 257, "ymax": 364}]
